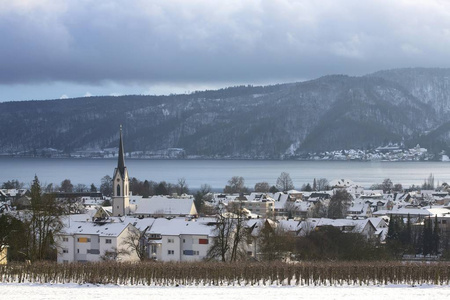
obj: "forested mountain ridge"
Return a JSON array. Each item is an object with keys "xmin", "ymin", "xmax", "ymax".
[{"xmin": 1, "ymin": 68, "xmax": 450, "ymax": 158}]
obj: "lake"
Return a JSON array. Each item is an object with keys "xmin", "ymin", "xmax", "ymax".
[{"xmin": 2, "ymin": 157, "xmax": 450, "ymax": 190}]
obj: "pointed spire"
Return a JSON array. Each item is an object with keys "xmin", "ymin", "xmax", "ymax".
[{"xmin": 118, "ymin": 125, "xmax": 125, "ymax": 177}]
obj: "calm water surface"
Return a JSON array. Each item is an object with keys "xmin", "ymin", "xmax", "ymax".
[{"xmin": 1, "ymin": 157, "xmax": 450, "ymax": 189}]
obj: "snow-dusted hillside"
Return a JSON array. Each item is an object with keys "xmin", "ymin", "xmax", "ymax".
[{"xmin": 2, "ymin": 68, "xmax": 450, "ymax": 158}]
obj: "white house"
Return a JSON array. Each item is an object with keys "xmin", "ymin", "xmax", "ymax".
[
  {"xmin": 133, "ymin": 217, "xmax": 216, "ymax": 262},
  {"xmin": 57, "ymin": 216, "xmax": 140, "ymax": 263}
]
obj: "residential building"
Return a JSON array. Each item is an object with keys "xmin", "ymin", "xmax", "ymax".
[
  {"xmin": 57, "ymin": 216, "xmax": 139, "ymax": 263},
  {"xmin": 133, "ymin": 217, "xmax": 216, "ymax": 262}
]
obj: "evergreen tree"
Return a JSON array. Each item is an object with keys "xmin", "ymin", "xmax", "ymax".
[
  {"xmin": 155, "ymin": 182, "xmax": 168, "ymax": 195},
  {"xmin": 422, "ymin": 218, "xmax": 433, "ymax": 256},
  {"xmin": 387, "ymin": 215, "xmax": 394, "ymax": 239},
  {"xmin": 399, "ymin": 213, "xmax": 412, "ymax": 246},
  {"xmin": 327, "ymin": 190, "xmax": 352, "ymax": 219},
  {"xmin": 301, "ymin": 183, "xmax": 312, "ymax": 192},
  {"xmin": 433, "ymin": 215, "xmax": 440, "ymax": 255},
  {"xmin": 25, "ymin": 175, "xmax": 63, "ymax": 261}
]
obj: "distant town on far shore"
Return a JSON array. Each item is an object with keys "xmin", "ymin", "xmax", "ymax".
[{"xmin": 2, "ymin": 143, "xmax": 449, "ymax": 162}]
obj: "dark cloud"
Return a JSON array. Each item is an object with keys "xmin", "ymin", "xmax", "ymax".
[{"xmin": 1, "ymin": 0, "xmax": 450, "ymax": 90}]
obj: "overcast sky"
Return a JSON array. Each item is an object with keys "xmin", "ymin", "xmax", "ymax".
[{"xmin": 1, "ymin": 0, "xmax": 450, "ymax": 102}]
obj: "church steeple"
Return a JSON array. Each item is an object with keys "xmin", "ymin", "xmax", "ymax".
[
  {"xmin": 117, "ymin": 125, "xmax": 126, "ymax": 178},
  {"xmin": 112, "ymin": 125, "xmax": 130, "ymax": 217}
]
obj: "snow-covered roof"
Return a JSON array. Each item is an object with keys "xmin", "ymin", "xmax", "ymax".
[
  {"xmin": 278, "ymin": 219, "xmax": 302, "ymax": 232},
  {"xmin": 131, "ymin": 217, "xmax": 216, "ymax": 236},
  {"xmin": 423, "ymin": 206, "xmax": 450, "ymax": 217},
  {"xmin": 294, "ymin": 200, "xmax": 312, "ymax": 212},
  {"xmin": 272, "ymin": 193, "xmax": 290, "ymax": 209},
  {"xmin": 61, "ymin": 217, "xmax": 132, "ymax": 237},
  {"xmin": 133, "ymin": 196, "xmax": 197, "ymax": 216},
  {"xmin": 366, "ymin": 217, "xmax": 387, "ymax": 229},
  {"xmin": 246, "ymin": 219, "xmax": 270, "ymax": 236},
  {"xmin": 373, "ymin": 207, "xmax": 432, "ymax": 217},
  {"xmin": 330, "ymin": 179, "xmax": 355, "ymax": 187},
  {"xmin": 287, "ymin": 190, "xmax": 302, "ymax": 194}
]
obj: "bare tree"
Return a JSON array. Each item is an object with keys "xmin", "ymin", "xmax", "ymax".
[
  {"xmin": 100, "ymin": 175, "xmax": 113, "ymax": 196},
  {"xmin": 100, "ymin": 247, "xmax": 130, "ymax": 261},
  {"xmin": 276, "ymin": 172, "xmax": 294, "ymax": 192},
  {"xmin": 254, "ymin": 182, "xmax": 270, "ymax": 193},
  {"xmin": 316, "ymin": 178, "xmax": 330, "ymax": 191},
  {"xmin": 224, "ymin": 176, "xmax": 246, "ymax": 194},
  {"xmin": 309, "ymin": 200, "xmax": 328, "ymax": 218},
  {"xmin": 283, "ymin": 201, "xmax": 300, "ymax": 219},
  {"xmin": 121, "ymin": 224, "xmax": 152, "ymax": 261},
  {"xmin": 422, "ymin": 173, "xmax": 435, "ymax": 190},
  {"xmin": 207, "ymin": 203, "xmax": 247, "ymax": 262},
  {"xmin": 75, "ymin": 184, "xmax": 87, "ymax": 193},
  {"xmin": 381, "ymin": 178, "xmax": 394, "ymax": 193},
  {"xmin": 176, "ymin": 178, "xmax": 189, "ymax": 195},
  {"xmin": 258, "ymin": 222, "xmax": 294, "ymax": 261},
  {"xmin": 393, "ymin": 183, "xmax": 403, "ymax": 192}
]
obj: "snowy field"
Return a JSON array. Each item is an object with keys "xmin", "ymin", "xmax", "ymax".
[{"xmin": 1, "ymin": 283, "xmax": 450, "ymax": 300}]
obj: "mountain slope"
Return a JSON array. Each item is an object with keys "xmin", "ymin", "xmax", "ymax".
[{"xmin": 1, "ymin": 68, "xmax": 450, "ymax": 158}]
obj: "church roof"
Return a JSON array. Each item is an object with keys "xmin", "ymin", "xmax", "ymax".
[{"xmin": 116, "ymin": 125, "xmax": 126, "ymax": 178}]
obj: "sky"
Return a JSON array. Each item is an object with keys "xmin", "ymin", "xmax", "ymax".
[{"xmin": 1, "ymin": 0, "xmax": 450, "ymax": 102}]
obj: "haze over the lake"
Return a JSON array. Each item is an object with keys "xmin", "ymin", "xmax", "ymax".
[{"xmin": 1, "ymin": 0, "xmax": 450, "ymax": 101}]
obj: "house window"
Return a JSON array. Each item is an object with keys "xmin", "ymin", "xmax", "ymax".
[
  {"xmin": 105, "ymin": 239, "xmax": 112, "ymax": 244},
  {"xmin": 443, "ymin": 220, "xmax": 447, "ymax": 224},
  {"xmin": 63, "ymin": 237, "xmax": 69, "ymax": 242},
  {"xmin": 183, "ymin": 239, "xmax": 185, "ymax": 243},
  {"xmin": 168, "ymin": 250, "xmax": 174, "ymax": 255},
  {"xmin": 77, "ymin": 249, "xmax": 79, "ymax": 254},
  {"xmin": 77, "ymin": 237, "xmax": 90, "ymax": 243},
  {"xmin": 63, "ymin": 249, "xmax": 68, "ymax": 253},
  {"xmin": 168, "ymin": 238, "xmax": 174, "ymax": 243}
]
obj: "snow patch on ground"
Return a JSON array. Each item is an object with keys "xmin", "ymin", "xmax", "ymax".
[{"xmin": 1, "ymin": 283, "xmax": 450, "ymax": 300}]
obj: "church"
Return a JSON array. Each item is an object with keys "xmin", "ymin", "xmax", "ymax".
[
  {"xmin": 112, "ymin": 125, "xmax": 130, "ymax": 217},
  {"xmin": 110, "ymin": 126, "xmax": 197, "ymax": 218}
]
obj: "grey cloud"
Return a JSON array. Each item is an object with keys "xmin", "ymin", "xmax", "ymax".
[{"xmin": 1, "ymin": 0, "xmax": 450, "ymax": 87}]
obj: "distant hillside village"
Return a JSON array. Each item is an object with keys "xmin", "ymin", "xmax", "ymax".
[
  {"xmin": 1, "ymin": 142, "xmax": 447, "ymax": 161},
  {"xmin": 2, "ymin": 131, "xmax": 450, "ymax": 265}
]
